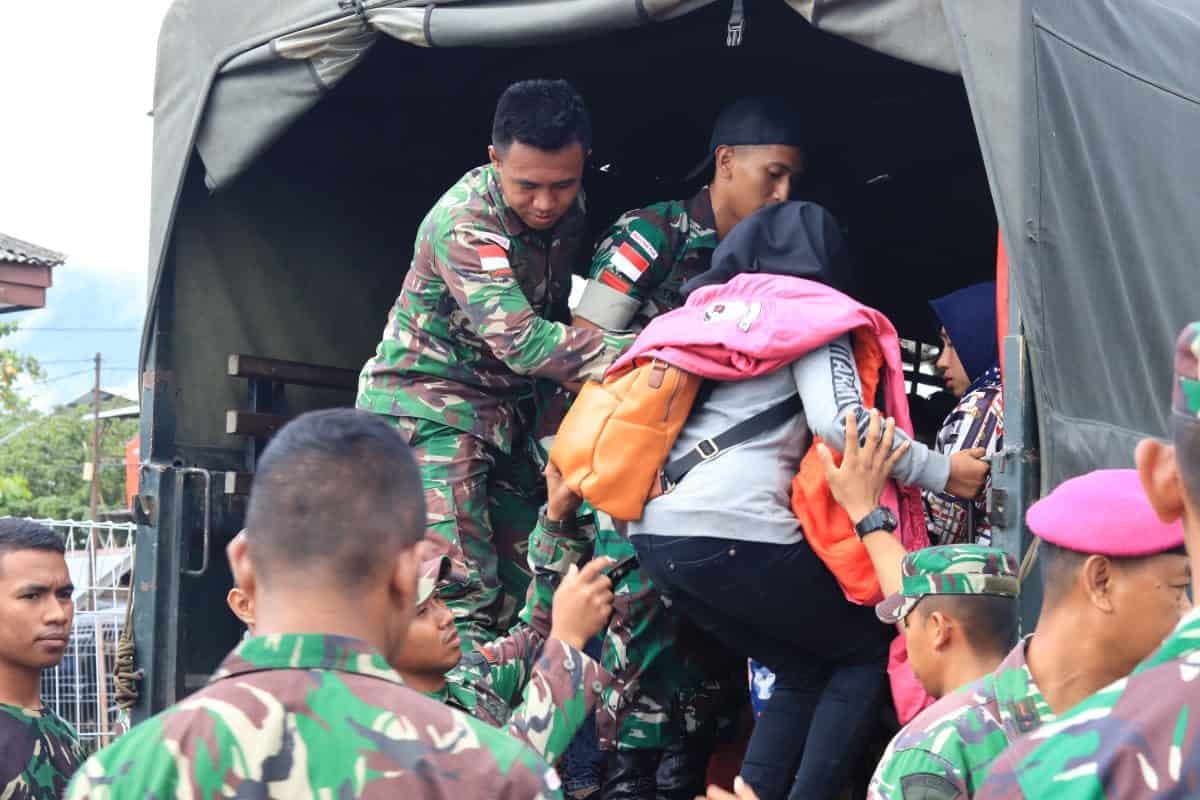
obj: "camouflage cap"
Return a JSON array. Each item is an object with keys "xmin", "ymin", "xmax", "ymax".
[
  {"xmin": 1175, "ymin": 321, "xmax": 1200, "ymax": 419},
  {"xmin": 875, "ymin": 544, "xmax": 1019, "ymax": 624},
  {"xmin": 1173, "ymin": 321, "xmax": 1200, "ymax": 500},
  {"xmin": 416, "ymin": 556, "xmax": 452, "ymax": 606}
]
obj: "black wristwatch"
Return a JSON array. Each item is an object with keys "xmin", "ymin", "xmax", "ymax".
[
  {"xmin": 853, "ymin": 507, "xmax": 898, "ymax": 539},
  {"xmin": 538, "ymin": 504, "xmax": 577, "ymax": 535}
]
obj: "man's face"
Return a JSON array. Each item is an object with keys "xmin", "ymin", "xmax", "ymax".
[
  {"xmin": 901, "ymin": 600, "xmax": 946, "ymax": 698},
  {"xmin": 1107, "ymin": 552, "xmax": 1191, "ymax": 674},
  {"xmin": 391, "ymin": 595, "xmax": 462, "ymax": 677},
  {"xmin": 936, "ymin": 327, "xmax": 971, "ymax": 398},
  {"xmin": 0, "ymin": 549, "xmax": 74, "ymax": 671},
  {"xmin": 489, "ymin": 140, "xmax": 585, "ymax": 231},
  {"xmin": 721, "ymin": 144, "xmax": 805, "ymax": 225}
]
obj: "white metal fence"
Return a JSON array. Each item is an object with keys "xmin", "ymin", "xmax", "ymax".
[{"xmin": 31, "ymin": 519, "xmax": 136, "ymax": 751}]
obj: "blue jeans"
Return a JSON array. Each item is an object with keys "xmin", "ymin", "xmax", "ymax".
[{"xmin": 631, "ymin": 534, "xmax": 890, "ymax": 800}]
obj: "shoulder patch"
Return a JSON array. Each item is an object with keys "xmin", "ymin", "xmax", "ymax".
[
  {"xmin": 476, "ymin": 244, "xmax": 512, "ymax": 278},
  {"xmin": 611, "ymin": 242, "xmax": 650, "ymax": 282},
  {"xmin": 475, "ymin": 230, "xmax": 511, "ymax": 250},
  {"xmin": 899, "ymin": 773, "xmax": 964, "ymax": 800},
  {"xmin": 628, "ymin": 229, "xmax": 659, "ymax": 260}
]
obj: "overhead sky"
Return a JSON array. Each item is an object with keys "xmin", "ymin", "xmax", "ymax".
[{"xmin": 1, "ymin": 1, "xmax": 172, "ymax": 410}]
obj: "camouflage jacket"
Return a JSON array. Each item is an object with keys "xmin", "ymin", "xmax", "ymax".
[
  {"xmin": 977, "ymin": 607, "xmax": 1200, "ymax": 799},
  {"xmin": 66, "ymin": 633, "xmax": 562, "ymax": 799},
  {"xmin": 868, "ymin": 636, "xmax": 1056, "ymax": 799},
  {"xmin": 925, "ymin": 380, "xmax": 1004, "ymax": 546},
  {"xmin": 574, "ymin": 188, "xmax": 718, "ymax": 332},
  {"xmin": 357, "ymin": 164, "xmax": 631, "ymax": 453},
  {"xmin": 431, "ymin": 629, "xmax": 612, "ymax": 764},
  {"xmin": 0, "ymin": 702, "xmax": 87, "ymax": 800}
]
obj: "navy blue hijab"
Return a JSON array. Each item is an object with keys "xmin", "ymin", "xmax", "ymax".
[
  {"xmin": 681, "ymin": 201, "xmax": 848, "ymax": 297},
  {"xmin": 929, "ymin": 281, "xmax": 1000, "ymax": 392}
]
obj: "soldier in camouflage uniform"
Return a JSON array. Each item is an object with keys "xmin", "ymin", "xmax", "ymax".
[
  {"xmin": 67, "ymin": 410, "xmax": 562, "ymax": 799},
  {"xmin": 865, "ymin": 545, "xmax": 1024, "ymax": 800},
  {"xmin": 866, "ymin": 465, "xmax": 1189, "ymax": 800},
  {"xmin": 393, "ymin": 554, "xmax": 615, "ymax": 765},
  {"xmin": 559, "ymin": 97, "xmax": 806, "ymax": 798},
  {"xmin": 573, "ymin": 96, "xmax": 806, "ymax": 335},
  {"xmin": 357, "ymin": 79, "xmax": 631, "ymax": 646},
  {"xmin": 0, "ymin": 518, "xmax": 86, "ymax": 800},
  {"xmin": 976, "ymin": 322, "xmax": 1200, "ymax": 800}
]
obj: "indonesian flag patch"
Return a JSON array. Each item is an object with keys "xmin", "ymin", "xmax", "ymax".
[
  {"xmin": 599, "ymin": 271, "xmax": 632, "ymax": 293},
  {"xmin": 611, "ymin": 241, "xmax": 650, "ymax": 283},
  {"xmin": 477, "ymin": 244, "xmax": 512, "ymax": 278}
]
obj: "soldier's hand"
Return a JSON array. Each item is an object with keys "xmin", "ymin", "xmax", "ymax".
[
  {"xmin": 946, "ymin": 447, "xmax": 990, "ymax": 500},
  {"xmin": 550, "ymin": 557, "xmax": 615, "ymax": 650},
  {"xmin": 700, "ymin": 777, "xmax": 760, "ymax": 800},
  {"xmin": 545, "ymin": 462, "xmax": 584, "ymax": 522},
  {"xmin": 817, "ymin": 409, "xmax": 910, "ymax": 524}
]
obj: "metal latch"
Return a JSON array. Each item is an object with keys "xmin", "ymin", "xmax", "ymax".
[
  {"xmin": 727, "ymin": 0, "xmax": 745, "ymax": 46},
  {"xmin": 988, "ymin": 488, "xmax": 1010, "ymax": 529}
]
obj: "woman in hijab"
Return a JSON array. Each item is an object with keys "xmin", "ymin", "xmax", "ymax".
[
  {"xmin": 926, "ymin": 282, "xmax": 1004, "ymax": 546},
  {"xmin": 621, "ymin": 202, "xmax": 989, "ymax": 800}
]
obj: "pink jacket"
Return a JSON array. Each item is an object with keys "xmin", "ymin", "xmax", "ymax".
[
  {"xmin": 612, "ymin": 274, "xmax": 903, "ymax": 382},
  {"xmin": 609, "ymin": 273, "xmax": 927, "ymax": 551}
]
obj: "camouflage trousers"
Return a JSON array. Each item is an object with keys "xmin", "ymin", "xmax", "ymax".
[
  {"xmin": 524, "ymin": 510, "xmax": 736, "ymax": 752},
  {"xmin": 391, "ymin": 417, "xmax": 544, "ymax": 646}
]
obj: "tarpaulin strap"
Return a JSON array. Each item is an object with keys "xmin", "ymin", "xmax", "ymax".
[{"xmin": 727, "ymin": 0, "xmax": 745, "ymax": 47}]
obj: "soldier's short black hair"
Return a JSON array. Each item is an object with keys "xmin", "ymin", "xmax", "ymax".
[
  {"xmin": 0, "ymin": 519, "xmax": 66, "ymax": 571},
  {"xmin": 244, "ymin": 409, "xmax": 425, "ymax": 585},
  {"xmin": 492, "ymin": 79, "xmax": 591, "ymax": 155},
  {"xmin": 917, "ymin": 593, "xmax": 1019, "ymax": 658}
]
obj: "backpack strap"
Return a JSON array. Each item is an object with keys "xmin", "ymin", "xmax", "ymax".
[{"xmin": 662, "ymin": 393, "xmax": 802, "ymax": 487}]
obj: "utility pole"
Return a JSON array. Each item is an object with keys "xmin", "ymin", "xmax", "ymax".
[
  {"xmin": 88, "ymin": 351, "xmax": 113, "ymax": 745},
  {"xmin": 90, "ymin": 352, "xmax": 102, "ymax": 521}
]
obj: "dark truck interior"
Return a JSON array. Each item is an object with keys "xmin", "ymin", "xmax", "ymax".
[{"xmin": 160, "ymin": 0, "xmax": 996, "ymax": 710}]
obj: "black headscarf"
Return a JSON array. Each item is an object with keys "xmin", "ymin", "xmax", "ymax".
[{"xmin": 681, "ymin": 201, "xmax": 848, "ymax": 297}]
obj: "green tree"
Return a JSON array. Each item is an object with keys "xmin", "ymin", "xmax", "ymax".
[
  {"xmin": 0, "ymin": 399, "xmax": 138, "ymax": 519},
  {"xmin": 0, "ymin": 475, "xmax": 32, "ymax": 507},
  {"xmin": 0, "ymin": 322, "xmax": 44, "ymax": 415}
]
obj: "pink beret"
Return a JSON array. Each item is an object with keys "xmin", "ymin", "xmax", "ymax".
[{"xmin": 1026, "ymin": 469, "xmax": 1185, "ymax": 556}]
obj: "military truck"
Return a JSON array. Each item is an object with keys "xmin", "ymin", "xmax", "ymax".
[{"xmin": 129, "ymin": 0, "xmax": 1200, "ymax": 721}]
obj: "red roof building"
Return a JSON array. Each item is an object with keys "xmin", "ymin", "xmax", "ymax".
[{"xmin": 0, "ymin": 233, "xmax": 65, "ymax": 313}]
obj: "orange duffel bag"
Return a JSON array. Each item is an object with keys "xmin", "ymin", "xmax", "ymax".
[{"xmin": 550, "ymin": 360, "xmax": 703, "ymax": 521}]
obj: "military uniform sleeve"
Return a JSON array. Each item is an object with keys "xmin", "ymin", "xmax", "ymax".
[
  {"xmin": 495, "ymin": 638, "xmax": 614, "ymax": 765},
  {"xmin": 869, "ymin": 746, "xmax": 972, "ymax": 800},
  {"xmin": 972, "ymin": 747, "xmax": 1028, "ymax": 800},
  {"xmin": 477, "ymin": 624, "xmax": 548, "ymax": 689},
  {"xmin": 576, "ymin": 211, "xmax": 677, "ymax": 330},
  {"xmin": 519, "ymin": 511, "xmax": 597, "ymax": 637},
  {"xmin": 438, "ymin": 224, "xmax": 632, "ymax": 382},
  {"xmin": 499, "ymin": 753, "xmax": 566, "ymax": 800}
]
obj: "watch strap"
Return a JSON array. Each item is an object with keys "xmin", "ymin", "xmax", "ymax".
[{"xmin": 854, "ymin": 507, "xmax": 897, "ymax": 539}]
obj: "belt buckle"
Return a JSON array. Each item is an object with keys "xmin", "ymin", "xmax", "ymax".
[{"xmin": 696, "ymin": 438, "xmax": 719, "ymax": 460}]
